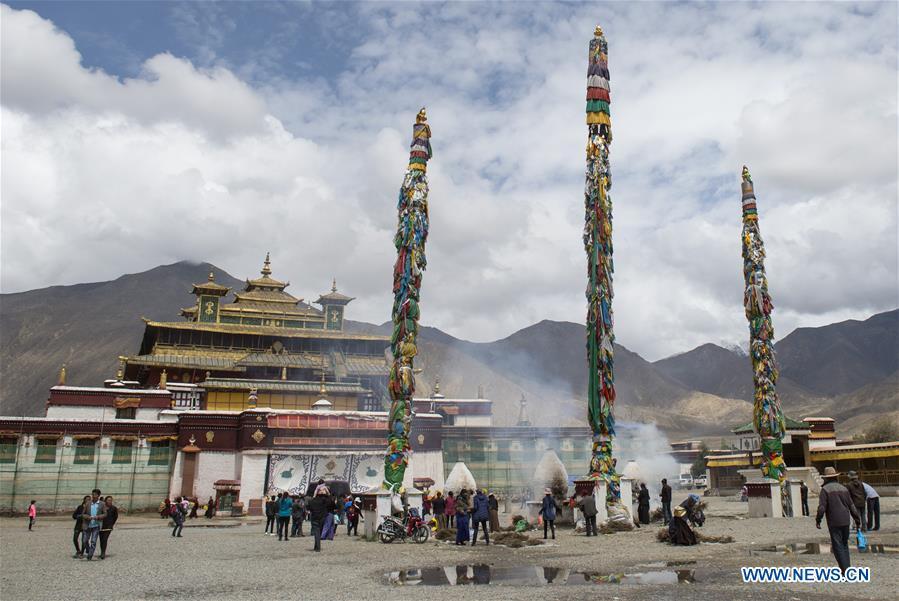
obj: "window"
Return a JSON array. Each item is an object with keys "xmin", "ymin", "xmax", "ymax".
[
  {"xmin": 35, "ymin": 438, "xmax": 58, "ymax": 463},
  {"xmin": 496, "ymin": 441, "xmax": 510, "ymax": 462},
  {"xmin": 115, "ymin": 407, "xmax": 136, "ymax": 420},
  {"xmin": 112, "ymin": 440, "xmax": 133, "ymax": 464},
  {"xmin": 73, "ymin": 439, "xmax": 96, "ymax": 464},
  {"xmin": 148, "ymin": 441, "xmax": 171, "ymax": 465},
  {"xmin": 0, "ymin": 437, "xmax": 17, "ymax": 463}
]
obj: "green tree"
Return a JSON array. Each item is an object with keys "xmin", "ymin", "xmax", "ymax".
[{"xmin": 690, "ymin": 443, "xmax": 711, "ymax": 478}]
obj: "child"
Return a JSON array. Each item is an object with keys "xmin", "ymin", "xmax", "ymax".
[{"xmin": 27, "ymin": 500, "xmax": 36, "ymax": 531}]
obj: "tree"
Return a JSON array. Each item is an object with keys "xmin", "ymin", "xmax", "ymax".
[
  {"xmin": 859, "ymin": 418, "xmax": 899, "ymax": 444},
  {"xmin": 690, "ymin": 443, "xmax": 711, "ymax": 478}
]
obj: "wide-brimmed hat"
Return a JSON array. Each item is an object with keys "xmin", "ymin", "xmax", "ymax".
[
  {"xmin": 848, "ymin": 470, "xmax": 858, "ymax": 480},
  {"xmin": 822, "ymin": 467, "xmax": 840, "ymax": 479}
]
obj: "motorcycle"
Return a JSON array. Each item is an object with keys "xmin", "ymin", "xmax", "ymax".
[{"xmin": 377, "ymin": 510, "xmax": 430, "ymax": 544}]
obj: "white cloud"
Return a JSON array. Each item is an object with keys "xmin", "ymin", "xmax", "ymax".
[{"xmin": 1, "ymin": 2, "xmax": 896, "ymax": 361}]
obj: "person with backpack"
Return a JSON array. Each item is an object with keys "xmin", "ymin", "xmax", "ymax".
[
  {"xmin": 277, "ymin": 492, "xmax": 293, "ymax": 541},
  {"xmin": 264, "ymin": 495, "xmax": 277, "ymax": 535},
  {"xmin": 539, "ymin": 488, "xmax": 560, "ymax": 540},
  {"xmin": 171, "ymin": 496, "xmax": 185, "ymax": 538}
]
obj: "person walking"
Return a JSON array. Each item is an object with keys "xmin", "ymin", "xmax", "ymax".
[
  {"xmin": 98, "ymin": 496, "xmax": 118, "ymax": 560},
  {"xmin": 538, "ymin": 488, "xmax": 559, "ymax": 540},
  {"xmin": 844, "ymin": 471, "xmax": 867, "ymax": 531},
  {"xmin": 445, "ymin": 492, "xmax": 456, "ymax": 528},
  {"xmin": 863, "ymin": 481, "xmax": 880, "ymax": 531},
  {"xmin": 72, "ymin": 495, "xmax": 89, "ymax": 558},
  {"xmin": 291, "ymin": 495, "xmax": 306, "ymax": 537},
  {"xmin": 637, "ymin": 483, "xmax": 651, "ymax": 525},
  {"xmin": 264, "ymin": 495, "xmax": 277, "ymax": 535},
  {"xmin": 307, "ymin": 485, "xmax": 330, "ymax": 552},
  {"xmin": 660, "ymin": 479, "xmax": 672, "ymax": 525},
  {"xmin": 471, "ymin": 489, "xmax": 490, "ymax": 546},
  {"xmin": 487, "ymin": 493, "xmax": 500, "ymax": 533},
  {"xmin": 432, "ymin": 492, "xmax": 446, "ymax": 529},
  {"xmin": 800, "ymin": 481, "xmax": 809, "ymax": 516},
  {"xmin": 277, "ymin": 492, "xmax": 293, "ymax": 541},
  {"xmin": 816, "ymin": 467, "xmax": 861, "ymax": 575},
  {"xmin": 454, "ymin": 491, "xmax": 471, "ymax": 546},
  {"xmin": 27, "ymin": 500, "xmax": 36, "ymax": 531},
  {"xmin": 422, "ymin": 492, "xmax": 432, "ymax": 518},
  {"xmin": 171, "ymin": 496, "xmax": 185, "ymax": 538},
  {"xmin": 204, "ymin": 496, "xmax": 216, "ymax": 519},
  {"xmin": 346, "ymin": 497, "xmax": 359, "ymax": 536},
  {"xmin": 82, "ymin": 489, "xmax": 106, "ymax": 560},
  {"xmin": 578, "ymin": 490, "xmax": 598, "ymax": 536}
]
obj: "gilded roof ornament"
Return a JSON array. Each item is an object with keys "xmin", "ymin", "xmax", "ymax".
[
  {"xmin": 594, "ymin": 25, "xmax": 603, "ymax": 37},
  {"xmin": 416, "ymin": 107, "xmax": 427, "ymax": 123},
  {"xmin": 261, "ymin": 252, "xmax": 272, "ymax": 276}
]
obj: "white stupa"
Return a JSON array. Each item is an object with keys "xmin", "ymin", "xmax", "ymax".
[
  {"xmin": 621, "ymin": 460, "xmax": 643, "ymax": 483},
  {"xmin": 444, "ymin": 462, "xmax": 477, "ymax": 493},
  {"xmin": 532, "ymin": 449, "xmax": 569, "ymax": 497}
]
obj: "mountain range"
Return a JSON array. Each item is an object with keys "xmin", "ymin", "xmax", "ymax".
[{"xmin": 2, "ymin": 261, "xmax": 896, "ymax": 439}]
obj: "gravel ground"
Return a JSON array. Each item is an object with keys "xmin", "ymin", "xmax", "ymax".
[{"xmin": 1, "ymin": 496, "xmax": 896, "ymax": 601}]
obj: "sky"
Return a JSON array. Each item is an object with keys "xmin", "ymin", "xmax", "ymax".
[{"xmin": 1, "ymin": 1, "xmax": 896, "ymax": 361}]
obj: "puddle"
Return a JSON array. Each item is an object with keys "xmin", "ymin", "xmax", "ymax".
[
  {"xmin": 384, "ymin": 565, "xmax": 700, "ymax": 586},
  {"xmin": 750, "ymin": 543, "xmax": 898, "ymax": 556}
]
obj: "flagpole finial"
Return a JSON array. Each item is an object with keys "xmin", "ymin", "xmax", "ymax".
[{"xmin": 594, "ymin": 25, "xmax": 604, "ymax": 37}]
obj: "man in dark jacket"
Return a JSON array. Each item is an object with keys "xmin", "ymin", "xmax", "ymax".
[
  {"xmin": 72, "ymin": 495, "xmax": 89, "ymax": 558},
  {"xmin": 800, "ymin": 481, "xmax": 809, "ymax": 516},
  {"xmin": 577, "ymin": 491, "xmax": 598, "ymax": 536},
  {"xmin": 432, "ymin": 492, "xmax": 446, "ymax": 529},
  {"xmin": 291, "ymin": 495, "xmax": 306, "ymax": 537},
  {"xmin": 264, "ymin": 495, "xmax": 277, "ymax": 535},
  {"xmin": 816, "ymin": 467, "xmax": 861, "ymax": 574},
  {"xmin": 470, "ymin": 489, "xmax": 490, "ymax": 546},
  {"xmin": 660, "ymin": 479, "xmax": 672, "ymax": 525},
  {"xmin": 538, "ymin": 488, "xmax": 559, "ymax": 540},
  {"xmin": 307, "ymin": 487, "xmax": 330, "ymax": 552},
  {"xmin": 844, "ymin": 471, "xmax": 867, "ymax": 531}
]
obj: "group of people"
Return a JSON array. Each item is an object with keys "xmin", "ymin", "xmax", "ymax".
[
  {"xmin": 423, "ymin": 488, "xmax": 499, "ymax": 545},
  {"xmin": 815, "ymin": 467, "xmax": 882, "ymax": 574},
  {"xmin": 70, "ymin": 489, "xmax": 118, "ymax": 560},
  {"xmin": 262, "ymin": 481, "xmax": 363, "ymax": 552}
]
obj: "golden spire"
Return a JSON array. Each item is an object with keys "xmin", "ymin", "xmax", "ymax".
[
  {"xmin": 319, "ymin": 370, "xmax": 327, "ymax": 397},
  {"xmin": 58, "ymin": 364, "xmax": 67, "ymax": 386},
  {"xmin": 281, "ymin": 366, "xmax": 288, "ymax": 381},
  {"xmin": 331, "ymin": 278, "xmax": 337, "ymax": 293},
  {"xmin": 416, "ymin": 107, "xmax": 427, "ymax": 123},
  {"xmin": 433, "ymin": 377, "xmax": 440, "ymax": 396},
  {"xmin": 594, "ymin": 25, "xmax": 604, "ymax": 37},
  {"xmin": 159, "ymin": 369, "xmax": 167, "ymax": 390},
  {"xmin": 208, "ymin": 271, "xmax": 215, "ymax": 282},
  {"xmin": 261, "ymin": 252, "xmax": 272, "ymax": 276},
  {"xmin": 116, "ymin": 356, "xmax": 126, "ymax": 380}
]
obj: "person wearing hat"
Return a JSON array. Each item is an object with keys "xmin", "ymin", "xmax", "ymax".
[
  {"xmin": 844, "ymin": 471, "xmax": 867, "ymax": 532},
  {"xmin": 667, "ymin": 505, "xmax": 697, "ymax": 546},
  {"xmin": 538, "ymin": 488, "xmax": 560, "ymax": 540},
  {"xmin": 815, "ymin": 467, "xmax": 861, "ymax": 574}
]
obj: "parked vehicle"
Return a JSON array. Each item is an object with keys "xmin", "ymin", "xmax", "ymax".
[
  {"xmin": 377, "ymin": 511, "xmax": 429, "ymax": 544},
  {"xmin": 693, "ymin": 475, "xmax": 708, "ymax": 488},
  {"xmin": 678, "ymin": 474, "xmax": 694, "ymax": 489}
]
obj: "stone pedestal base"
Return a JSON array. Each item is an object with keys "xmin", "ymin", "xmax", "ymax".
[{"xmin": 746, "ymin": 479, "xmax": 782, "ymax": 518}]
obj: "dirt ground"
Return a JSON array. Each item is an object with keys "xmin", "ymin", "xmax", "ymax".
[{"xmin": 1, "ymin": 495, "xmax": 896, "ymax": 601}]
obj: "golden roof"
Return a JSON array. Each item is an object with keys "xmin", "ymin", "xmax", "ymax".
[
  {"xmin": 191, "ymin": 271, "xmax": 231, "ymax": 296},
  {"xmin": 144, "ymin": 319, "xmax": 390, "ymax": 341},
  {"xmin": 315, "ymin": 279, "xmax": 354, "ymax": 305},
  {"xmin": 245, "ymin": 253, "xmax": 289, "ymax": 290}
]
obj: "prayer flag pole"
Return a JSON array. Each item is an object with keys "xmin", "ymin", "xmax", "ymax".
[
  {"xmin": 740, "ymin": 166, "xmax": 787, "ymax": 483},
  {"xmin": 583, "ymin": 25, "xmax": 620, "ymax": 501},
  {"xmin": 382, "ymin": 108, "xmax": 432, "ymax": 495}
]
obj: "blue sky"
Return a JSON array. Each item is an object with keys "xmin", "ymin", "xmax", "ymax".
[{"xmin": 1, "ymin": 1, "xmax": 897, "ymax": 360}]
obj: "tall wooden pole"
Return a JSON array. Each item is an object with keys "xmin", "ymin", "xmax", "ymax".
[
  {"xmin": 583, "ymin": 26, "xmax": 619, "ymax": 501},
  {"xmin": 383, "ymin": 109, "xmax": 432, "ymax": 494}
]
